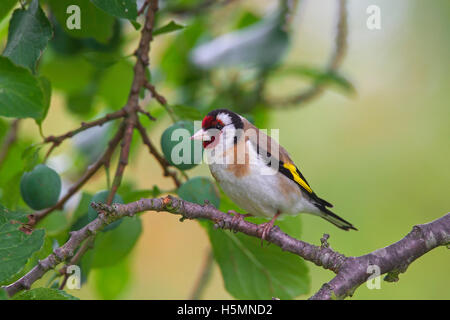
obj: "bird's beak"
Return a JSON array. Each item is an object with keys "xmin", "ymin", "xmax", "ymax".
[{"xmin": 191, "ymin": 129, "xmax": 210, "ymax": 141}]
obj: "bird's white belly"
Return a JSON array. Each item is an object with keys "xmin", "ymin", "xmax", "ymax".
[{"xmin": 210, "ymin": 162, "xmax": 310, "ymax": 219}]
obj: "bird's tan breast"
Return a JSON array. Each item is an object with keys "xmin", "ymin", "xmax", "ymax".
[{"xmin": 224, "ymin": 138, "xmax": 250, "ymax": 178}]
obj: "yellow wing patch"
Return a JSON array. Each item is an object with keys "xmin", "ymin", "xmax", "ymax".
[{"xmin": 283, "ymin": 163, "xmax": 313, "ymax": 194}]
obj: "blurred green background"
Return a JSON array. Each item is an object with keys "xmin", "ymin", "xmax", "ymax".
[{"xmin": 1, "ymin": 0, "xmax": 449, "ymax": 299}]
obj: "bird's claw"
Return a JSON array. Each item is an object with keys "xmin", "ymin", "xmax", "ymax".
[
  {"xmin": 257, "ymin": 220, "xmax": 276, "ymax": 247},
  {"xmin": 227, "ymin": 210, "xmax": 251, "ymax": 233}
]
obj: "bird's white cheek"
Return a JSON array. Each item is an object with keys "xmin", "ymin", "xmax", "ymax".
[{"xmin": 204, "ymin": 131, "xmax": 223, "ymax": 149}]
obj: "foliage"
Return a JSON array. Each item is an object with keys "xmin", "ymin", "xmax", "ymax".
[
  {"xmin": 13, "ymin": 288, "xmax": 78, "ymax": 300},
  {"xmin": 0, "ymin": 0, "xmax": 356, "ymax": 300},
  {"xmin": 0, "ymin": 205, "xmax": 44, "ymax": 284}
]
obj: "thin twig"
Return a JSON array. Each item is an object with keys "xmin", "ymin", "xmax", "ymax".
[
  {"xmin": 135, "ymin": 120, "xmax": 182, "ymax": 187},
  {"xmin": 137, "ymin": 0, "xmax": 150, "ymax": 16},
  {"xmin": 29, "ymin": 123, "xmax": 126, "ymax": 226},
  {"xmin": 43, "ymin": 109, "xmax": 126, "ymax": 161},
  {"xmin": 143, "ymin": 81, "xmax": 177, "ymax": 122},
  {"xmin": 137, "ymin": 106, "xmax": 156, "ymax": 121},
  {"xmin": 268, "ymin": 0, "xmax": 348, "ymax": 107}
]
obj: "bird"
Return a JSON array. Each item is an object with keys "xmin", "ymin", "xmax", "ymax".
[{"xmin": 191, "ymin": 108, "xmax": 356, "ymax": 242}]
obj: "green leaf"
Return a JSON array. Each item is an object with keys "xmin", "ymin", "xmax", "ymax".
[
  {"xmin": 172, "ymin": 104, "xmax": 202, "ymax": 121},
  {"xmin": 0, "ymin": 205, "xmax": 45, "ymax": 284},
  {"xmin": 36, "ymin": 210, "xmax": 70, "ymax": 236},
  {"xmin": 40, "ymin": 54, "xmax": 95, "ymax": 94},
  {"xmin": 0, "ymin": 0, "xmax": 17, "ymax": 23},
  {"xmin": 234, "ymin": 10, "xmax": 261, "ymax": 29},
  {"xmin": 0, "ymin": 288, "xmax": 8, "ymax": 300},
  {"xmin": 118, "ymin": 181, "xmax": 158, "ymax": 203},
  {"xmin": 13, "ymin": 288, "xmax": 79, "ymax": 300},
  {"xmin": 82, "ymin": 51, "xmax": 124, "ymax": 69},
  {"xmin": 91, "ymin": 0, "xmax": 137, "ymax": 21},
  {"xmin": 178, "ymin": 177, "xmax": 220, "ymax": 208},
  {"xmin": 160, "ymin": 17, "xmax": 208, "ymax": 85},
  {"xmin": 200, "ymin": 194, "xmax": 309, "ymax": 300},
  {"xmin": 36, "ymin": 76, "xmax": 52, "ymax": 125},
  {"xmin": 0, "ymin": 56, "xmax": 45, "ymax": 119},
  {"xmin": 0, "ymin": 118, "xmax": 8, "ymax": 141},
  {"xmin": 153, "ymin": 21, "xmax": 185, "ymax": 37},
  {"xmin": 0, "ymin": 138, "xmax": 35, "ymax": 208},
  {"xmin": 93, "ymin": 256, "xmax": 131, "ymax": 299},
  {"xmin": 205, "ymin": 220, "xmax": 309, "ymax": 300},
  {"xmin": 2, "ymin": 0, "xmax": 52, "ymax": 73},
  {"xmin": 98, "ymin": 59, "xmax": 134, "ymax": 109},
  {"xmin": 21, "ymin": 144, "xmax": 42, "ymax": 172},
  {"xmin": 47, "ymin": 0, "xmax": 115, "ymax": 44},
  {"xmin": 88, "ymin": 216, "xmax": 142, "ymax": 268},
  {"xmin": 0, "ymin": 172, "xmax": 22, "ymax": 209}
]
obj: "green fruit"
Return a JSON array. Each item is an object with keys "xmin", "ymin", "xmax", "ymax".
[
  {"xmin": 177, "ymin": 177, "xmax": 220, "ymax": 208},
  {"xmin": 88, "ymin": 190, "xmax": 124, "ymax": 232},
  {"xmin": 160, "ymin": 121, "xmax": 202, "ymax": 170},
  {"xmin": 20, "ymin": 164, "xmax": 62, "ymax": 210}
]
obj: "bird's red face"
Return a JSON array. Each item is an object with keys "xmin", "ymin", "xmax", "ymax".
[
  {"xmin": 191, "ymin": 109, "xmax": 243, "ymax": 149},
  {"xmin": 200, "ymin": 115, "xmax": 225, "ymax": 148}
]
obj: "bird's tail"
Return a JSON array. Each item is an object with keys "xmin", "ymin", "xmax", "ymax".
[{"xmin": 314, "ymin": 205, "xmax": 357, "ymax": 231}]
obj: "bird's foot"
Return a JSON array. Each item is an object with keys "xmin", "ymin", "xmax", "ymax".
[
  {"xmin": 227, "ymin": 210, "xmax": 252, "ymax": 233},
  {"xmin": 256, "ymin": 221, "xmax": 276, "ymax": 246},
  {"xmin": 256, "ymin": 212, "xmax": 281, "ymax": 246}
]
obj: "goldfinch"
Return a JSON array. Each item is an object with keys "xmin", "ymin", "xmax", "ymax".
[{"xmin": 191, "ymin": 108, "xmax": 356, "ymax": 240}]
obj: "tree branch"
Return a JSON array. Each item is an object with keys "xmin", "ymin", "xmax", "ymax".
[
  {"xmin": 58, "ymin": 235, "xmax": 95, "ymax": 290},
  {"xmin": 95, "ymin": 199, "xmax": 450, "ymax": 300},
  {"xmin": 310, "ymin": 214, "xmax": 450, "ymax": 299},
  {"xmin": 97, "ymin": 196, "xmax": 348, "ymax": 272},
  {"xmin": 2, "ymin": 198, "xmax": 131, "ymax": 297},
  {"xmin": 5, "ymin": 196, "xmax": 448, "ymax": 298}
]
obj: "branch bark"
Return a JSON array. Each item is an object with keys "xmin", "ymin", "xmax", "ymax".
[
  {"xmin": 310, "ymin": 214, "xmax": 450, "ymax": 299},
  {"xmin": 5, "ymin": 196, "xmax": 447, "ymax": 298}
]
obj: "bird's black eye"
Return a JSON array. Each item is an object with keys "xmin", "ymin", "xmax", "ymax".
[{"xmin": 215, "ymin": 122, "xmax": 224, "ymax": 130}]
